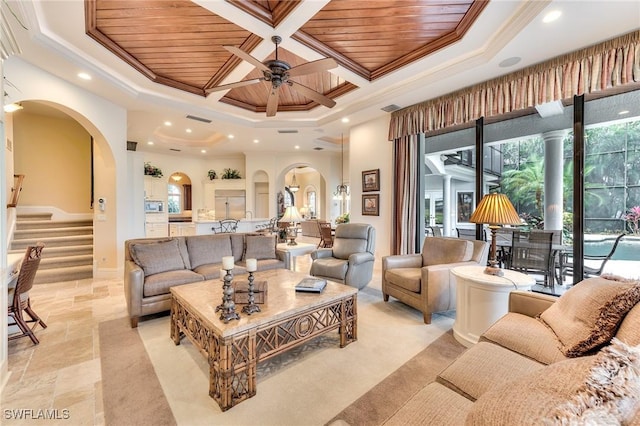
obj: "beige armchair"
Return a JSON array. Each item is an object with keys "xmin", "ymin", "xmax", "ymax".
[
  {"xmin": 382, "ymin": 236, "xmax": 489, "ymax": 324},
  {"xmin": 310, "ymin": 223, "xmax": 376, "ymax": 290}
]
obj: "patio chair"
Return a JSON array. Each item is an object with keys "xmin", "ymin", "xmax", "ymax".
[
  {"xmin": 564, "ymin": 233, "xmax": 626, "ymax": 279},
  {"xmin": 509, "ymin": 230, "xmax": 554, "ymax": 287}
]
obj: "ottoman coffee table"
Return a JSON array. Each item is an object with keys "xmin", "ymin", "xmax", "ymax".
[{"xmin": 170, "ymin": 268, "xmax": 358, "ymax": 411}]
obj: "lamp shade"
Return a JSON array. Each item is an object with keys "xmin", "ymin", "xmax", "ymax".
[
  {"xmin": 280, "ymin": 206, "xmax": 303, "ymax": 223},
  {"xmin": 469, "ymin": 193, "xmax": 521, "ymax": 226}
]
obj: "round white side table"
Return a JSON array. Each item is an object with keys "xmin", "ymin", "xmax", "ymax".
[{"xmin": 451, "ymin": 265, "xmax": 535, "ymax": 348}]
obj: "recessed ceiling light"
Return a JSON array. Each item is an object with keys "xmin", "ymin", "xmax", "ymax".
[
  {"xmin": 253, "ymin": 139, "xmax": 259, "ymax": 143},
  {"xmin": 228, "ymin": 134, "xmax": 234, "ymax": 139},
  {"xmin": 164, "ymin": 121, "xmax": 172, "ymax": 126},
  {"xmin": 543, "ymin": 10, "xmax": 561, "ymax": 23},
  {"xmin": 186, "ymin": 128, "xmax": 192, "ymax": 133},
  {"xmin": 341, "ymin": 118, "xmax": 350, "ymax": 123},
  {"xmin": 201, "ymin": 149, "xmax": 206, "ymax": 153},
  {"xmin": 147, "ymin": 141, "xmax": 154, "ymax": 145},
  {"xmin": 499, "ymin": 57, "xmax": 521, "ymax": 68},
  {"xmin": 77, "ymin": 72, "xmax": 92, "ymax": 80},
  {"xmin": 618, "ymin": 110, "xmax": 630, "ymax": 115},
  {"xmin": 294, "ymin": 145, "xmax": 300, "ymax": 150}
]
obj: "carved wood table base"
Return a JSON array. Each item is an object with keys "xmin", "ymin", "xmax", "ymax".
[{"xmin": 170, "ymin": 269, "xmax": 358, "ymax": 411}]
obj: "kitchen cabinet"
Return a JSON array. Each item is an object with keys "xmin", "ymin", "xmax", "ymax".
[
  {"xmin": 169, "ymin": 223, "xmax": 196, "ymax": 237},
  {"xmin": 144, "ymin": 176, "xmax": 168, "ymax": 200},
  {"xmin": 146, "ymin": 223, "xmax": 168, "ymax": 238}
]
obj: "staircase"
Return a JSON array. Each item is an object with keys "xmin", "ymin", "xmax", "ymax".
[{"xmin": 10, "ymin": 213, "xmax": 94, "ymax": 284}]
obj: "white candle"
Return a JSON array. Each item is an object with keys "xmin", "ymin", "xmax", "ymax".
[
  {"xmin": 246, "ymin": 258, "xmax": 257, "ymax": 272},
  {"xmin": 222, "ymin": 256, "xmax": 234, "ymax": 270}
]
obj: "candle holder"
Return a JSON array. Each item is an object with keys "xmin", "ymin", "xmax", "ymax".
[
  {"xmin": 216, "ymin": 269, "xmax": 240, "ymax": 323},
  {"xmin": 242, "ymin": 271, "xmax": 261, "ymax": 315}
]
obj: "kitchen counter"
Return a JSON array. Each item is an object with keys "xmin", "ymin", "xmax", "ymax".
[{"xmin": 173, "ymin": 218, "xmax": 272, "ymax": 235}]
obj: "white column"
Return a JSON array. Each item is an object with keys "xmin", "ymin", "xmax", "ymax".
[
  {"xmin": 543, "ymin": 130, "xmax": 568, "ymax": 231},
  {"xmin": 442, "ymin": 175, "xmax": 452, "ymax": 236}
]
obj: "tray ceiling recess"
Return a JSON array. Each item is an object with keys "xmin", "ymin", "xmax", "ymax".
[{"xmin": 85, "ymin": 0, "xmax": 486, "ymax": 115}]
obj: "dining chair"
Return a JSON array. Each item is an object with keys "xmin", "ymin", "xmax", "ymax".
[
  {"xmin": 318, "ymin": 222, "xmax": 334, "ymax": 248},
  {"xmin": 509, "ymin": 230, "xmax": 554, "ymax": 287},
  {"xmin": 456, "ymin": 228, "xmax": 479, "ymax": 241},
  {"xmin": 8, "ymin": 243, "xmax": 47, "ymax": 345}
]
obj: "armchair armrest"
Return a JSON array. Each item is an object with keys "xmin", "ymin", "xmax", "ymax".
[
  {"xmin": 508, "ymin": 291, "xmax": 557, "ymax": 318},
  {"xmin": 276, "ymin": 249, "xmax": 291, "ymax": 270},
  {"xmin": 311, "ymin": 248, "xmax": 334, "ymax": 260},
  {"xmin": 349, "ymin": 252, "xmax": 375, "ymax": 266},
  {"xmin": 382, "ymin": 254, "xmax": 422, "ymax": 270}
]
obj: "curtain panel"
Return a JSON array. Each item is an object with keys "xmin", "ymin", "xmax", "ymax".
[
  {"xmin": 392, "ymin": 134, "xmax": 419, "ymax": 255},
  {"xmin": 389, "ymin": 30, "xmax": 640, "ymax": 140}
]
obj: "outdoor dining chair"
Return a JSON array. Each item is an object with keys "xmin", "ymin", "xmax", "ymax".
[{"xmin": 509, "ymin": 230, "xmax": 554, "ymax": 287}]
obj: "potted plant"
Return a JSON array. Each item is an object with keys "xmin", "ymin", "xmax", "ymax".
[
  {"xmin": 144, "ymin": 162, "xmax": 163, "ymax": 178},
  {"xmin": 221, "ymin": 168, "xmax": 241, "ymax": 179},
  {"xmin": 208, "ymin": 169, "xmax": 217, "ymax": 180}
]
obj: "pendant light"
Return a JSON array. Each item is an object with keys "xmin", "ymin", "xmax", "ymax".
[
  {"xmin": 289, "ymin": 169, "xmax": 300, "ymax": 192},
  {"xmin": 334, "ymin": 134, "xmax": 350, "ymax": 197}
]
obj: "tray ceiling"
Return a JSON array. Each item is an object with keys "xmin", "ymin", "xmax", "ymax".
[{"xmin": 86, "ymin": 0, "xmax": 486, "ymax": 115}]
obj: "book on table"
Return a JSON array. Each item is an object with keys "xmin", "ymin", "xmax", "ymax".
[{"xmin": 295, "ymin": 277, "xmax": 327, "ymax": 293}]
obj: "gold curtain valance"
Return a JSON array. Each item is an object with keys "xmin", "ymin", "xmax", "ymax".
[{"xmin": 388, "ymin": 30, "xmax": 640, "ymax": 141}]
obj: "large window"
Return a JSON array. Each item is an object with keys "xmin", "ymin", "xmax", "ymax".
[{"xmin": 168, "ymin": 184, "xmax": 181, "ymax": 214}]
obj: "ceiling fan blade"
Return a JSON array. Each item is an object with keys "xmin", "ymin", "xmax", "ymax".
[
  {"xmin": 288, "ymin": 81, "xmax": 336, "ymax": 109},
  {"xmin": 223, "ymin": 45, "xmax": 270, "ymax": 72},
  {"xmin": 266, "ymin": 87, "xmax": 279, "ymax": 117},
  {"xmin": 206, "ymin": 78, "xmax": 263, "ymax": 93},
  {"xmin": 287, "ymin": 58, "xmax": 338, "ymax": 78}
]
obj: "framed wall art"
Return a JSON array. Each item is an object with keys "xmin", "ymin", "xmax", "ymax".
[
  {"xmin": 456, "ymin": 191, "xmax": 474, "ymax": 223},
  {"xmin": 362, "ymin": 169, "xmax": 380, "ymax": 192},
  {"xmin": 362, "ymin": 194, "xmax": 380, "ymax": 216}
]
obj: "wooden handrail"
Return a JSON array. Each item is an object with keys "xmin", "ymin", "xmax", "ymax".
[{"xmin": 8, "ymin": 174, "xmax": 25, "ymax": 208}]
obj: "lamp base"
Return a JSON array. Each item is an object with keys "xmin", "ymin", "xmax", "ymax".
[
  {"xmin": 287, "ymin": 238, "xmax": 298, "ymax": 246},
  {"xmin": 484, "ymin": 266, "xmax": 504, "ymax": 277}
]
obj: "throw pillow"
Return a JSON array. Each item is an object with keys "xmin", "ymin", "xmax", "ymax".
[
  {"xmin": 466, "ymin": 339, "xmax": 640, "ymax": 425},
  {"xmin": 130, "ymin": 239, "xmax": 188, "ymax": 276},
  {"xmin": 244, "ymin": 235, "xmax": 276, "ymax": 260},
  {"xmin": 186, "ymin": 235, "xmax": 232, "ymax": 269},
  {"xmin": 538, "ymin": 276, "xmax": 640, "ymax": 357}
]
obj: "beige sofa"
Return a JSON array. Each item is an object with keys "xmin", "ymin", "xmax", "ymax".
[
  {"xmin": 382, "ymin": 236, "xmax": 489, "ymax": 324},
  {"xmin": 385, "ymin": 275, "xmax": 640, "ymax": 425},
  {"xmin": 124, "ymin": 233, "xmax": 290, "ymax": 327}
]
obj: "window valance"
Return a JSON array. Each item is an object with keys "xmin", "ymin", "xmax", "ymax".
[{"xmin": 388, "ymin": 30, "xmax": 640, "ymax": 141}]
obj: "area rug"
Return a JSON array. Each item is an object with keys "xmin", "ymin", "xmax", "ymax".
[
  {"xmin": 98, "ymin": 316, "xmax": 176, "ymax": 426},
  {"xmin": 100, "ymin": 285, "xmax": 458, "ymax": 425},
  {"xmin": 326, "ymin": 330, "xmax": 466, "ymax": 426}
]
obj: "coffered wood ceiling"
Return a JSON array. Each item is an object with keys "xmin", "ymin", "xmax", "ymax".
[{"xmin": 85, "ymin": 0, "xmax": 487, "ymax": 115}]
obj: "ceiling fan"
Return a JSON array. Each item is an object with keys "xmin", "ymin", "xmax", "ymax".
[{"xmin": 207, "ymin": 36, "xmax": 338, "ymax": 117}]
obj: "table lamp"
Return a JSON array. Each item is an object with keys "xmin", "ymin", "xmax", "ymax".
[
  {"xmin": 279, "ymin": 206, "xmax": 303, "ymax": 245},
  {"xmin": 469, "ymin": 193, "xmax": 521, "ymax": 276}
]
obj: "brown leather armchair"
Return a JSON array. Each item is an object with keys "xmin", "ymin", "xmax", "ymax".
[{"xmin": 382, "ymin": 236, "xmax": 489, "ymax": 324}]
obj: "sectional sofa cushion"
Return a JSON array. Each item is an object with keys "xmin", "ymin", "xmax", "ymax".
[
  {"xmin": 130, "ymin": 238, "xmax": 189, "ymax": 276},
  {"xmin": 539, "ymin": 276, "xmax": 640, "ymax": 357},
  {"xmin": 244, "ymin": 234, "xmax": 277, "ymax": 260},
  {"xmin": 143, "ymin": 269, "xmax": 204, "ymax": 297},
  {"xmin": 186, "ymin": 234, "xmax": 232, "ymax": 269},
  {"xmin": 465, "ymin": 338, "xmax": 640, "ymax": 425}
]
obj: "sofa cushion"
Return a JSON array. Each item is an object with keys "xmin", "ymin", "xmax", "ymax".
[
  {"xmin": 385, "ymin": 382, "xmax": 472, "ymax": 426},
  {"xmin": 193, "ymin": 264, "xmax": 246, "ymax": 280},
  {"xmin": 143, "ymin": 269, "xmax": 204, "ymax": 297},
  {"xmin": 539, "ymin": 275, "xmax": 640, "ymax": 357},
  {"xmin": 244, "ymin": 234, "xmax": 277, "ymax": 260},
  {"xmin": 230, "ymin": 234, "xmax": 246, "ymax": 261},
  {"xmin": 422, "ymin": 238, "xmax": 472, "ymax": 266},
  {"xmin": 130, "ymin": 239, "xmax": 189, "ymax": 276},
  {"xmin": 186, "ymin": 235, "xmax": 232, "ymax": 269},
  {"xmin": 311, "ymin": 258, "xmax": 348, "ymax": 281},
  {"xmin": 437, "ymin": 341, "xmax": 543, "ymax": 401},
  {"xmin": 466, "ymin": 338, "xmax": 640, "ymax": 425},
  {"xmin": 480, "ymin": 312, "xmax": 567, "ymax": 365},
  {"xmin": 385, "ymin": 268, "xmax": 421, "ymax": 293},
  {"xmin": 332, "ymin": 237, "xmax": 367, "ymax": 260}
]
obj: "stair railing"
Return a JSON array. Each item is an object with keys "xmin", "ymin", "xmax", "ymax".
[{"xmin": 8, "ymin": 174, "xmax": 24, "ymax": 208}]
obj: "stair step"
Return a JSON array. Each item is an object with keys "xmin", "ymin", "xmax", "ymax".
[
  {"xmin": 10, "ymin": 235, "xmax": 94, "ymax": 250},
  {"xmin": 16, "ymin": 220, "xmax": 93, "ymax": 230},
  {"xmin": 9, "ymin": 244, "xmax": 93, "ymax": 258},
  {"xmin": 13, "ymin": 226, "xmax": 94, "ymax": 240},
  {"xmin": 34, "ymin": 265, "xmax": 93, "ymax": 285},
  {"xmin": 16, "ymin": 213, "xmax": 53, "ymax": 221},
  {"xmin": 38, "ymin": 254, "xmax": 93, "ymax": 270}
]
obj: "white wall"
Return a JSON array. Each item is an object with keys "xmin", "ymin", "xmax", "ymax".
[{"xmin": 349, "ymin": 115, "xmax": 393, "ymax": 262}]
